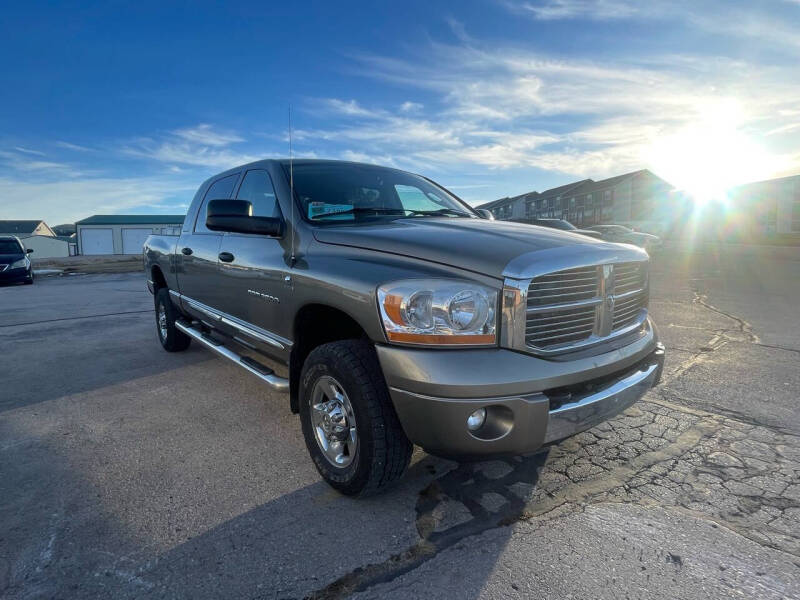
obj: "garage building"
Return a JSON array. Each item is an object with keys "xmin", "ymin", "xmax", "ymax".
[{"xmin": 76, "ymin": 215, "xmax": 184, "ymax": 255}]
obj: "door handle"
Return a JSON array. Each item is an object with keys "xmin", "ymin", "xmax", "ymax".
[
  {"xmin": 181, "ymin": 247, "xmax": 193, "ymax": 255},
  {"xmin": 219, "ymin": 252, "xmax": 235, "ymax": 263}
]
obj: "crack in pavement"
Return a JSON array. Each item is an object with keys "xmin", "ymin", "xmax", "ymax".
[{"xmin": 0, "ymin": 310, "xmax": 151, "ymax": 328}]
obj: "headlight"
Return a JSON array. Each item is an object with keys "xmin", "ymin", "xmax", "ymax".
[
  {"xmin": 10, "ymin": 258, "xmax": 28, "ymax": 269},
  {"xmin": 378, "ymin": 279, "xmax": 497, "ymax": 345}
]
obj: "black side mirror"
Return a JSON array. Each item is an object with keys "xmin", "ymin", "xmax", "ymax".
[
  {"xmin": 26, "ymin": 248, "xmax": 34, "ymax": 254},
  {"xmin": 206, "ymin": 199, "xmax": 283, "ymax": 237},
  {"xmin": 476, "ymin": 209, "xmax": 495, "ymax": 220}
]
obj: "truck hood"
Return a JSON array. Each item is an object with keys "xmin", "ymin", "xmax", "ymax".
[{"xmin": 313, "ymin": 218, "xmax": 645, "ymax": 279}]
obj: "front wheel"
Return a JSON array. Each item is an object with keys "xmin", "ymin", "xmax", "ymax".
[
  {"xmin": 299, "ymin": 339, "xmax": 412, "ymax": 496},
  {"xmin": 155, "ymin": 288, "xmax": 191, "ymax": 352}
]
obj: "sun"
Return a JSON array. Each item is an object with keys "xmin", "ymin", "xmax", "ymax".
[{"xmin": 646, "ymin": 99, "xmax": 777, "ymax": 204}]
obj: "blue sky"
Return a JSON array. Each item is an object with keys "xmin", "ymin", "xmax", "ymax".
[{"xmin": 1, "ymin": 0, "xmax": 799, "ymax": 224}]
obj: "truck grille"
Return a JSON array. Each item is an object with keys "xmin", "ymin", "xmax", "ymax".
[
  {"xmin": 525, "ymin": 261, "xmax": 648, "ymax": 351},
  {"xmin": 612, "ymin": 262, "xmax": 648, "ymax": 330}
]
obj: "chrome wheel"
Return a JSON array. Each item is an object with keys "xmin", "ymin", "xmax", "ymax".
[
  {"xmin": 157, "ymin": 303, "xmax": 168, "ymax": 340},
  {"xmin": 310, "ymin": 375, "xmax": 358, "ymax": 467}
]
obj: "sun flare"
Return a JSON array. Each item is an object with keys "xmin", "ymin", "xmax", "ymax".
[{"xmin": 646, "ymin": 100, "xmax": 779, "ymax": 204}]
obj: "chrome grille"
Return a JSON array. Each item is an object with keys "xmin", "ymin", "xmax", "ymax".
[
  {"xmin": 614, "ymin": 262, "xmax": 647, "ymax": 295},
  {"xmin": 612, "ymin": 262, "xmax": 648, "ymax": 330},
  {"xmin": 527, "ymin": 266, "xmax": 598, "ymax": 306},
  {"xmin": 523, "ymin": 261, "xmax": 649, "ymax": 352}
]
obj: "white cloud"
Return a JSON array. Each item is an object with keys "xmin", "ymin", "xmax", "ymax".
[
  {"xmin": 55, "ymin": 141, "xmax": 92, "ymax": 152},
  {"xmin": 125, "ymin": 123, "xmax": 266, "ymax": 170},
  {"xmin": 309, "ymin": 34, "xmax": 800, "ymax": 181},
  {"xmin": 503, "ymin": 0, "xmax": 642, "ymax": 20},
  {"xmin": 0, "ymin": 176, "xmax": 196, "ymax": 224},
  {"xmin": 172, "ymin": 123, "xmax": 244, "ymax": 147},
  {"xmin": 14, "ymin": 146, "xmax": 46, "ymax": 156},
  {"xmin": 399, "ymin": 101, "xmax": 423, "ymax": 113}
]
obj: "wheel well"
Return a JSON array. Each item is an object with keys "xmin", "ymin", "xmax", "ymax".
[
  {"xmin": 151, "ymin": 265, "xmax": 167, "ymax": 292},
  {"xmin": 289, "ymin": 304, "xmax": 368, "ymax": 413}
]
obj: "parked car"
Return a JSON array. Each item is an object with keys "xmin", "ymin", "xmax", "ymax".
[
  {"xmin": 511, "ymin": 217, "xmax": 603, "ymax": 239},
  {"xmin": 144, "ymin": 159, "xmax": 664, "ymax": 496},
  {"xmin": 587, "ymin": 224, "xmax": 662, "ymax": 251},
  {"xmin": 0, "ymin": 236, "xmax": 34, "ymax": 285}
]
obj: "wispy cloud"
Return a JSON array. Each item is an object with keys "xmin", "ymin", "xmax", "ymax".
[
  {"xmin": 295, "ymin": 30, "xmax": 800, "ymax": 185},
  {"xmin": 0, "ymin": 149, "xmax": 82, "ymax": 176},
  {"xmin": 125, "ymin": 124, "xmax": 265, "ymax": 170},
  {"xmin": 502, "ymin": 0, "xmax": 642, "ymax": 20},
  {"xmin": 0, "ymin": 176, "xmax": 195, "ymax": 224},
  {"xmin": 54, "ymin": 141, "xmax": 92, "ymax": 152},
  {"xmin": 172, "ymin": 123, "xmax": 245, "ymax": 147},
  {"xmin": 14, "ymin": 146, "xmax": 46, "ymax": 156}
]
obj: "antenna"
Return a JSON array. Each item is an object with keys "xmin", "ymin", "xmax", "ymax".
[{"xmin": 289, "ymin": 104, "xmax": 296, "ymax": 266}]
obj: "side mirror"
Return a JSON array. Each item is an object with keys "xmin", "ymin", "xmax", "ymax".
[
  {"xmin": 206, "ymin": 199, "xmax": 283, "ymax": 237},
  {"xmin": 476, "ymin": 209, "xmax": 495, "ymax": 220},
  {"xmin": 26, "ymin": 248, "xmax": 34, "ymax": 254}
]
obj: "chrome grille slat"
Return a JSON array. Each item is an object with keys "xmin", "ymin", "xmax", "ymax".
[
  {"xmin": 525, "ymin": 310, "xmax": 595, "ymax": 325},
  {"xmin": 526, "ymin": 316, "xmax": 595, "ymax": 331},
  {"xmin": 528, "ymin": 329, "xmax": 595, "ymax": 344},
  {"xmin": 528, "ymin": 282, "xmax": 597, "ymax": 292},
  {"xmin": 523, "ymin": 260, "xmax": 649, "ymax": 351},
  {"xmin": 527, "ymin": 320, "xmax": 597, "ymax": 337}
]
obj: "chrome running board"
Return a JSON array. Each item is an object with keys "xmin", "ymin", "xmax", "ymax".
[{"xmin": 175, "ymin": 321, "xmax": 289, "ymax": 393}]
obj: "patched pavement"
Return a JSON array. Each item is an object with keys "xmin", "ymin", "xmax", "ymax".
[{"xmin": 1, "ymin": 252, "xmax": 799, "ymax": 599}]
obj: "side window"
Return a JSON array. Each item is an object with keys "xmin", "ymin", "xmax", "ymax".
[
  {"xmin": 236, "ymin": 170, "xmax": 280, "ymax": 218},
  {"xmin": 194, "ymin": 173, "xmax": 240, "ymax": 233}
]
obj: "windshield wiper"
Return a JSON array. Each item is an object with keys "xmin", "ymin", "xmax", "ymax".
[
  {"xmin": 310, "ymin": 207, "xmax": 473, "ymax": 220},
  {"xmin": 405, "ymin": 208, "xmax": 473, "ymax": 218}
]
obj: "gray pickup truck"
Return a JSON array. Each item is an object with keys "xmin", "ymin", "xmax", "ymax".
[{"xmin": 144, "ymin": 159, "xmax": 664, "ymax": 495}]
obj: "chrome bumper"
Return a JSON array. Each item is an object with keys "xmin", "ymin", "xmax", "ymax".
[{"xmin": 544, "ymin": 345, "xmax": 663, "ymax": 443}]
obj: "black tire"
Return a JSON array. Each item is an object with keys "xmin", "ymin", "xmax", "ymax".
[
  {"xmin": 299, "ymin": 339, "xmax": 412, "ymax": 496},
  {"xmin": 24, "ymin": 271, "xmax": 33, "ymax": 285},
  {"xmin": 155, "ymin": 287, "xmax": 191, "ymax": 352}
]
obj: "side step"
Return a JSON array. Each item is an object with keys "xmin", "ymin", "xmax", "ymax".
[{"xmin": 175, "ymin": 321, "xmax": 290, "ymax": 393}]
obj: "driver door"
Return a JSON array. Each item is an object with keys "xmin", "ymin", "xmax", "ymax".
[{"xmin": 215, "ymin": 169, "xmax": 291, "ymax": 358}]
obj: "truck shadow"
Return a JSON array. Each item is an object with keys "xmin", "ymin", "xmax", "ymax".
[
  {"xmin": 132, "ymin": 452, "xmax": 550, "ymax": 599},
  {"xmin": 3, "ymin": 403, "xmax": 550, "ymax": 600}
]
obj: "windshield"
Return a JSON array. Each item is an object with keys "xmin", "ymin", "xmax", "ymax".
[
  {"xmin": 0, "ymin": 239, "xmax": 23, "ymax": 254},
  {"xmin": 550, "ymin": 220, "xmax": 577, "ymax": 231},
  {"xmin": 284, "ymin": 163, "xmax": 476, "ymax": 224}
]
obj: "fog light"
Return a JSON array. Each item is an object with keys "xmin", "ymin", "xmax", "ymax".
[{"xmin": 467, "ymin": 408, "xmax": 487, "ymax": 431}]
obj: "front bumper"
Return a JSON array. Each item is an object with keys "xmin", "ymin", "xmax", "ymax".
[
  {"xmin": 0, "ymin": 266, "xmax": 31, "ymax": 283},
  {"xmin": 377, "ymin": 319, "xmax": 664, "ymax": 457}
]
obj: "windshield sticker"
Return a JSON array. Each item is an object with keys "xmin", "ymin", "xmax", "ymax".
[{"xmin": 308, "ymin": 202, "xmax": 354, "ymax": 220}]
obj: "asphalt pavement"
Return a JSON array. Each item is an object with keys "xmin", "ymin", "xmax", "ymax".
[{"xmin": 1, "ymin": 253, "xmax": 798, "ymax": 599}]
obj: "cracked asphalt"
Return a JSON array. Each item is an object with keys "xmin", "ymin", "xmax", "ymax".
[{"xmin": 1, "ymin": 250, "xmax": 799, "ymax": 599}]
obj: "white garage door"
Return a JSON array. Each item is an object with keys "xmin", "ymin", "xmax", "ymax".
[
  {"xmin": 121, "ymin": 228, "xmax": 153, "ymax": 254},
  {"xmin": 80, "ymin": 228, "xmax": 113, "ymax": 255}
]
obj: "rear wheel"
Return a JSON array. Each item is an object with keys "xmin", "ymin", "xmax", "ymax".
[
  {"xmin": 155, "ymin": 288, "xmax": 191, "ymax": 352},
  {"xmin": 299, "ymin": 339, "xmax": 412, "ymax": 496}
]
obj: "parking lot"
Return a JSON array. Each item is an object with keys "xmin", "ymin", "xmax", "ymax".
[{"xmin": 1, "ymin": 251, "xmax": 799, "ymax": 599}]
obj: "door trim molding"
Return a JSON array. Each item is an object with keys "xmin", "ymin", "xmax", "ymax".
[{"xmin": 173, "ymin": 291, "xmax": 291, "ymax": 350}]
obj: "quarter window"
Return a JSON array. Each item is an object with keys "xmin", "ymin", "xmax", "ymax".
[
  {"xmin": 237, "ymin": 170, "xmax": 280, "ymax": 218},
  {"xmin": 194, "ymin": 173, "xmax": 240, "ymax": 233}
]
